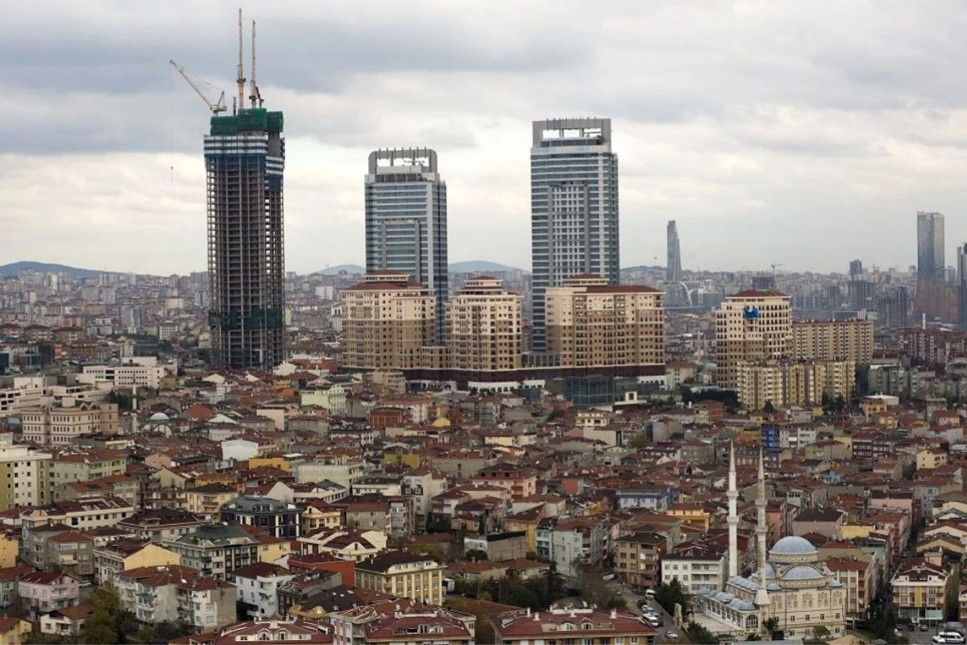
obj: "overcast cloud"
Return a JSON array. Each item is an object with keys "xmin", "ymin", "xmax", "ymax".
[{"xmin": 2, "ymin": 0, "xmax": 967, "ymax": 275}]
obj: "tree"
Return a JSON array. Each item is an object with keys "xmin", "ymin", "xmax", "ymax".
[
  {"xmin": 812, "ymin": 625, "xmax": 831, "ymax": 640},
  {"xmin": 763, "ymin": 400, "xmax": 776, "ymax": 414},
  {"xmin": 654, "ymin": 578, "xmax": 689, "ymax": 617},
  {"xmin": 628, "ymin": 432, "xmax": 649, "ymax": 450},
  {"xmin": 465, "ymin": 549, "xmax": 489, "ymax": 561},
  {"xmin": 684, "ymin": 621, "xmax": 716, "ymax": 643},
  {"xmin": 763, "ymin": 617, "xmax": 780, "ymax": 639}
]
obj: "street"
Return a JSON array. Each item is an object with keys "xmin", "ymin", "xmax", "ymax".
[{"xmin": 610, "ymin": 582, "xmax": 688, "ymax": 644}]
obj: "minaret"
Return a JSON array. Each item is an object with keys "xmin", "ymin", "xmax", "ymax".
[
  {"xmin": 727, "ymin": 442, "xmax": 739, "ymax": 579},
  {"xmin": 755, "ymin": 449, "xmax": 771, "ymax": 621}
]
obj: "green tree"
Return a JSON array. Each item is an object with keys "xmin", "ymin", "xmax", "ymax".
[
  {"xmin": 628, "ymin": 432, "xmax": 649, "ymax": 450},
  {"xmin": 465, "ymin": 549, "xmax": 489, "ymax": 561},
  {"xmin": 654, "ymin": 578, "xmax": 689, "ymax": 617},
  {"xmin": 812, "ymin": 625, "xmax": 831, "ymax": 640},
  {"xmin": 685, "ymin": 620, "xmax": 716, "ymax": 643},
  {"xmin": 763, "ymin": 400, "xmax": 776, "ymax": 414}
]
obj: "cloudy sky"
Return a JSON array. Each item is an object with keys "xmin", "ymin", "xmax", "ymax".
[{"xmin": 3, "ymin": 1, "xmax": 967, "ymax": 275}]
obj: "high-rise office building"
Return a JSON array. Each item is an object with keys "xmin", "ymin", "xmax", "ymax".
[
  {"xmin": 667, "ymin": 221, "xmax": 682, "ymax": 282},
  {"xmin": 206, "ymin": 107, "xmax": 286, "ymax": 370},
  {"xmin": 848, "ymin": 260, "xmax": 862, "ymax": 277},
  {"xmin": 365, "ymin": 149, "xmax": 447, "ymax": 341},
  {"xmin": 915, "ymin": 211, "xmax": 945, "ymax": 321},
  {"xmin": 917, "ymin": 212, "xmax": 945, "ymax": 279},
  {"xmin": 958, "ymin": 244, "xmax": 967, "ymax": 331},
  {"xmin": 530, "ymin": 118, "xmax": 619, "ymax": 352}
]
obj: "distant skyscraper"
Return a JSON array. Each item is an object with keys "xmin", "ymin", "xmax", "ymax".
[
  {"xmin": 916, "ymin": 211, "xmax": 946, "ymax": 320},
  {"xmin": 206, "ymin": 107, "xmax": 286, "ymax": 370},
  {"xmin": 365, "ymin": 148, "xmax": 447, "ymax": 341},
  {"xmin": 849, "ymin": 260, "xmax": 862, "ymax": 278},
  {"xmin": 959, "ymin": 244, "xmax": 967, "ymax": 331},
  {"xmin": 667, "ymin": 220, "xmax": 682, "ymax": 282},
  {"xmin": 530, "ymin": 118, "xmax": 619, "ymax": 352},
  {"xmin": 917, "ymin": 212, "xmax": 945, "ymax": 279}
]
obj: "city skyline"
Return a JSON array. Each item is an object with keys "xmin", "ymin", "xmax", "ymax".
[{"xmin": 4, "ymin": 2, "xmax": 967, "ymax": 275}]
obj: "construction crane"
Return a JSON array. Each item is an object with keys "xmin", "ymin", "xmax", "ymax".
[
  {"xmin": 169, "ymin": 59, "xmax": 227, "ymax": 114},
  {"xmin": 771, "ymin": 262, "xmax": 784, "ymax": 279}
]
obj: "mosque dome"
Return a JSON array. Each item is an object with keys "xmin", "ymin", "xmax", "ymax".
[
  {"xmin": 769, "ymin": 536, "xmax": 816, "ymax": 557},
  {"xmin": 782, "ymin": 565, "xmax": 824, "ymax": 581}
]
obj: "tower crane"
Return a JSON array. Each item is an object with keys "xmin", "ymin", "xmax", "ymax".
[
  {"xmin": 169, "ymin": 59, "xmax": 227, "ymax": 114},
  {"xmin": 771, "ymin": 262, "xmax": 784, "ymax": 280}
]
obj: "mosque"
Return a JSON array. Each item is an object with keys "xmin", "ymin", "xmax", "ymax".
[{"xmin": 690, "ymin": 447, "xmax": 847, "ymax": 639}]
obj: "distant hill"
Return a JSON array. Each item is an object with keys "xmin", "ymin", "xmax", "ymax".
[
  {"xmin": 315, "ymin": 264, "xmax": 366, "ymax": 275},
  {"xmin": 449, "ymin": 260, "xmax": 528, "ymax": 274},
  {"xmin": 0, "ymin": 261, "xmax": 102, "ymax": 279}
]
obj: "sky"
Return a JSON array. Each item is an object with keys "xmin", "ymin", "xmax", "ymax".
[{"xmin": 3, "ymin": 1, "xmax": 967, "ymax": 276}]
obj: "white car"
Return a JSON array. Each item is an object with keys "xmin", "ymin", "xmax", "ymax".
[{"xmin": 665, "ymin": 631, "xmax": 679, "ymax": 640}]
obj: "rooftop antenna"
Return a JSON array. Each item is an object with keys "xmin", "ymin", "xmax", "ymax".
[{"xmin": 236, "ymin": 8, "xmax": 246, "ymax": 112}]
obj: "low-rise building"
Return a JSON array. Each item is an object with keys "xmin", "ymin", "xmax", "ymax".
[
  {"xmin": 355, "ymin": 552, "xmax": 445, "ymax": 606},
  {"xmin": 614, "ymin": 531, "xmax": 666, "ymax": 591},
  {"xmin": 331, "ymin": 602, "xmax": 475, "ymax": 645},
  {"xmin": 213, "ymin": 619, "xmax": 332, "ymax": 645},
  {"xmin": 892, "ymin": 558, "xmax": 955, "ymax": 625},
  {"xmin": 660, "ymin": 539, "xmax": 727, "ymax": 595},
  {"xmin": 39, "ymin": 604, "xmax": 94, "ymax": 639},
  {"xmin": 165, "ymin": 523, "xmax": 263, "ymax": 580},
  {"xmin": 227, "ymin": 562, "xmax": 296, "ymax": 620},
  {"xmin": 18, "ymin": 572, "xmax": 79, "ymax": 620},
  {"xmin": 220, "ymin": 496, "xmax": 303, "ymax": 539},
  {"xmin": 93, "ymin": 540, "xmax": 181, "ymax": 587},
  {"xmin": 491, "ymin": 606, "xmax": 657, "ymax": 645},
  {"xmin": 117, "ymin": 564, "xmax": 235, "ymax": 631}
]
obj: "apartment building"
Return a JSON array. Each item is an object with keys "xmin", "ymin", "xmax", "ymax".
[
  {"xmin": 227, "ymin": 562, "xmax": 296, "ymax": 620},
  {"xmin": 447, "ymin": 277, "xmax": 522, "ymax": 373},
  {"xmin": 355, "ymin": 552, "xmax": 445, "ymax": 606},
  {"xmin": 331, "ymin": 602, "xmax": 475, "ymax": 645},
  {"xmin": 891, "ymin": 559, "xmax": 955, "ymax": 624},
  {"xmin": 614, "ymin": 531, "xmax": 666, "ymax": 590},
  {"xmin": 492, "ymin": 606, "xmax": 657, "ymax": 645},
  {"xmin": 714, "ymin": 290, "xmax": 792, "ymax": 389},
  {"xmin": 220, "ymin": 496, "xmax": 303, "ymax": 539},
  {"xmin": 545, "ymin": 275, "xmax": 664, "ymax": 370},
  {"xmin": 660, "ymin": 540, "xmax": 728, "ymax": 595},
  {"xmin": 21, "ymin": 402, "xmax": 118, "ymax": 445},
  {"xmin": 793, "ymin": 319, "xmax": 874, "ymax": 364},
  {"xmin": 824, "ymin": 556, "xmax": 875, "ymax": 624},
  {"xmin": 340, "ymin": 273, "xmax": 439, "ymax": 371},
  {"xmin": 20, "ymin": 496, "xmax": 135, "ymax": 545},
  {"xmin": 165, "ymin": 523, "xmax": 263, "ymax": 579},
  {"xmin": 80, "ymin": 356, "xmax": 172, "ymax": 389},
  {"xmin": 0, "ymin": 435, "xmax": 51, "ymax": 511},
  {"xmin": 736, "ymin": 359, "xmax": 855, "ymax": 410},
  {"xmin": 116, "ymin": 564, "xmax": 235, "ymax": 631},
  {"xmin": 49, "ymin": 450, "xmax": 127, "ymax": 487},
  {"xmin": 93, "ymin": 541, "xmax": 181, "ymax": 587},
  {"xmin": 551, "ymin": 518, "xmax": 609, "ymax": 579}
]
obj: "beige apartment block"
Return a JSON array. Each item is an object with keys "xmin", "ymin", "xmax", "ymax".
[
  {"xmin": 715, "ymin": 290, "xmax": 792, "ymax": 389},
  {"xmin": 736, "ymin": 359, "xmax": 855, "ymax": 410},
  {"xmin": 545, "ymin": 275, "xmax": 665, "ymax": 369},
  {"xmin": 447, "ymin": 277, "xmax": 522, "ymax": 373},
  {"xmin": 340, "ymin": 273, "xmax": 438, "ymax": 371},
  {"xmin": 793, "ymin": 319, "xmax": 874, "ymax": 364}
]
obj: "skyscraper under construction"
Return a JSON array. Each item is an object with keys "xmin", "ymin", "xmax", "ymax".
[{"xmin": 205, "ymin": 19, "xmax": 285, "ymax": 369}]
